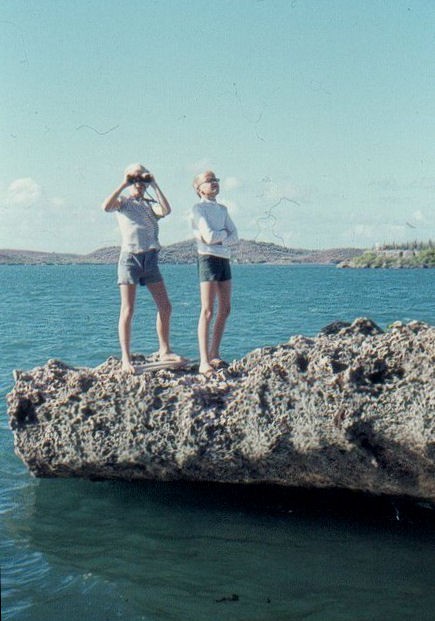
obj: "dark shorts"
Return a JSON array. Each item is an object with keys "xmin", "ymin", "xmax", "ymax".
[
  {"xmin": 197, "ymin": 254, "xmax": 232, "ymax": 282},
  {"xmin": 117, "ymin": 250, "xmax": 163, "ymax": 286}
]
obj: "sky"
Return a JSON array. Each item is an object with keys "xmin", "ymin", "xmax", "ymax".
[{"xmin": 1, "ymin": 0, "xmax": 434, "ymax": 253}]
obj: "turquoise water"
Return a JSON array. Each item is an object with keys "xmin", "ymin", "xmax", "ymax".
[{"xmin": 1, "ymin": 264, "xmax": 435, "ymax": 620}]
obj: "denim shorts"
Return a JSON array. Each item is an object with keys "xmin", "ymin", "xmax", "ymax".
[
  {"xmin": 117, "ymin": 250, "xmax": 163, "ymax": 286},
  {"xmin": 197, "ymin": 255, "xmax": 232, "ymax": 282}
]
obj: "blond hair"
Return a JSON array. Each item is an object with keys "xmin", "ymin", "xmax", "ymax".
[
  {"xmin": 124, "ymin": 162, "xmax": 149, "ymax": 177},
  {"xmin": 192, "ymin": 170, "xmax": 216, "ymax": 197}
]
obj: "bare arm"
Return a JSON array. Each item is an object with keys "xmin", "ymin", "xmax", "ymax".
[
  {"xmin": 101, "ymin": 176, "xmax": 130, "ymax": 212},
  {"xmin": 150, "ymin": 180, "xmax": 171, "ymax": 218}
]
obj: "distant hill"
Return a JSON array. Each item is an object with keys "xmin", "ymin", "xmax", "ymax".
[
  {"xmin": 233, "ymin": 240, "xmax": 364, "ymax": 265},
  {"xmin": 0, "ymin": 249, "xmax": 83, "ymax": 265},
  {"xmin": 0, "ymin": 240, "xmax": 365, "ymax": 266}
]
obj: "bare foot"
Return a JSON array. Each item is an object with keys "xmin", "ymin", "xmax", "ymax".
[
  {"xmin": 121, "ymin": 359, "xmax": 136, "ymax": 374},
  {"xmin": 199, "ymin": 363, "xmax": 215, "ymax": 378},
  {"xmin": 159, "ymin": 351, "xmax": 186, "ymax": 363}
]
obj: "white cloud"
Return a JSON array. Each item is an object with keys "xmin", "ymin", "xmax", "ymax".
[
  {"xmin": 221, "ymin": 198, "xmax": 240, "ymax": 215},
  {"xmin": 6, "ymin": 177, "xmax": 41, "ymax": 208},
  {"xmin": 50, "ymin": 196, "xmax": 66, "ymax": 209},
  {"xmin": 0, "ymin": 178, "xmax": 70, "ymax": 215},
  {"xmin": 221, "ymin": 176, "xmax": 242, "ymax": 191},
  {"xmin": 180, "ymin": 206, "xmax": 193, "ymax": 226},
  {"xmin": 412, "ymin": 210, "xmax": 425, "ymax": 222},
  {"xmin": 0, "ymin": 177, "xmax": 83, "ymax": 251}
]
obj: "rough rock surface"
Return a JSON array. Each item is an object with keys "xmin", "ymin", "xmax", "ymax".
[{"xmin": 7, "ymin": 318, "xmax": 435, "ymax": 501}]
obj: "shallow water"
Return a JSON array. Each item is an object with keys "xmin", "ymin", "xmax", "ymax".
[{"xmin": 1, "ymin": 264, "xmax": 434, "ymax": 620}]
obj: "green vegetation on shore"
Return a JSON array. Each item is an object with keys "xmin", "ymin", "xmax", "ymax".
[{"xmin": 339, "ymin": 242, "xmax": 435, "ymax": 269}]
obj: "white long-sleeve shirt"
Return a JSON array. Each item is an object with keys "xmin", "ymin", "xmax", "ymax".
[{"xmin": 191, "ymin": 198, "xmax": 239, "ymax": 258}]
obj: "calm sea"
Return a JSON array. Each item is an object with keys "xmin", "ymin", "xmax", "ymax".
[{"xmin": 1, "ymin": 264, "xmax": 434, "ymax": 621}]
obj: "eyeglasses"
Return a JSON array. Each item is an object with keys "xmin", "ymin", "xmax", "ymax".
[{"xmin": 199, "ymin": 178, "xmax": 220, "ymax": 186}]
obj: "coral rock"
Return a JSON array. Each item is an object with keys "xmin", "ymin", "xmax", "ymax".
[{"xmin": 7, "ymin": 318, "xmax": 435, "ymax": 501}]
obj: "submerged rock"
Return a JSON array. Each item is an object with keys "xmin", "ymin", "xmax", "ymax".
[{"xmin": 7, "ymin": 318, "xmax": 435, "ymax": 501}]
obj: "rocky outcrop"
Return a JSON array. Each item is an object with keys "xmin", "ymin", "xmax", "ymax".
[{"xmin": 7, "ymin": 319, "xmax": 435, "ymax": 501}]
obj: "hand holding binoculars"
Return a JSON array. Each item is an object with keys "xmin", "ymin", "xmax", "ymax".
[{"xmin": 127, "ymin": 172, "xmax": 154, "ymax": 185}]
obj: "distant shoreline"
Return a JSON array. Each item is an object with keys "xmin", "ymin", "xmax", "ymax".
[
  {"xmin": 1, "ymin": 241, "xmax": 433, "ymax": 267},
  {"xmin": 0, "ymin": 239, "xmax": 364, "ymax": 266}
]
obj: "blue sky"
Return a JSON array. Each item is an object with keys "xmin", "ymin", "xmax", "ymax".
[{"xmin": 1, "ymin": 0, "xmax": 434, "ymax": 252}]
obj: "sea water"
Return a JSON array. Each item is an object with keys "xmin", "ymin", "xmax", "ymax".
[{"xmin": 1, "ymin": 264, "xmax": 434, "ymax": 621}]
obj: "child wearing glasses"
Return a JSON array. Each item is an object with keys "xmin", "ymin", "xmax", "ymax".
[
  {"xmin": 102, "ymin": 163, "xmax": 183, "ymax": 374},
  {"xmin": 191, "ymin": 170, "xmax": 239, "ymax": 377}
]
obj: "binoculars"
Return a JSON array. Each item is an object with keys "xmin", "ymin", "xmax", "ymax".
[{"xmin": 128, "ymin": 173, "xmax": 153, "ymax": 184}]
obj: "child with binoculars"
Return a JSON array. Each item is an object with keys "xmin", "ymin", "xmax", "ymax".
[{"xmin": 102, "ymin": 163, "xmax": 183, "ymax": 374}]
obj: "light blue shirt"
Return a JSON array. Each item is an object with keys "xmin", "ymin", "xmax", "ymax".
[{"xmin": 116, "ymin": 196, "xmax": 161, "ymax": 253}]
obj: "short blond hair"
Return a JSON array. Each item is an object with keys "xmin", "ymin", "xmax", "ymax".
[
  {"xmin": 192, "ymin": 170, "xmax": 216, "ymax": 197},
  {"xmin": 124, "ymin": 162, "xmax": 149, "ymax": 177}
]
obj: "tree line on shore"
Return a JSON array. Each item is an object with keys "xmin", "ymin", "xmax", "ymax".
[
  {"xmin": 375, "ymin": 240, "xmax": 433, "ymax": 251},
  {"xmin": 339, "ymin": 241, "xmax": 435, "ymax": 269}
]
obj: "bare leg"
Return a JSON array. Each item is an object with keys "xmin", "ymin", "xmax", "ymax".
[
  {"xmin": 209, "ymin": 279, "xmax": 232, "ymax": 363},
  {"xmin": 147, "ymin": 280, "xmax": 182, "ymax": 361},
  {"xmin": 119, "ymin": 284, "xmax": 136, "ymax": 373},
  {"xmin": 198, "ymin": 281, "xmax": 217, "ymax": 375}
]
